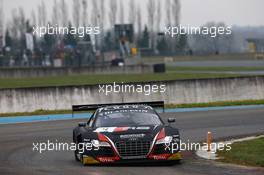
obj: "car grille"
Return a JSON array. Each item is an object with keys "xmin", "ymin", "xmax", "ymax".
[
  {"xmin": 98, "ymin": 147, "xmax": 115, "ymax": 157},
  {"xmin": 115, "ymin": 141, "xmax": 151, "ymax": 158}
]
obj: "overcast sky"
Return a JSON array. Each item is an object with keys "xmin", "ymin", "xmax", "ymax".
[{"xmin": 2, "ymin": 0, "xmax": 264, "ymax": 27}]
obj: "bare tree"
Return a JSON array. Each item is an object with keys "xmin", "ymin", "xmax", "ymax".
[
  {"xmin": 156, "ymin": 0, "xmax": 162, "ymax": 33},
  {"xmin": 147, "ymin": 0, "xmax": 156, "ymax": 48},
  {"xmin": 52, "ymin": 0, "xmax": 60, "ymax": 25},
  {"xmin": 38, "ymin": 0, "xmax": 47, "ymax": 26},
  {"xmin": 82, "ymin": 0, "xmax": 88, "ymax": 26},
  {"xmin": 119, "ymin": 0, "xmax": 124, "ymax": 24},
  {"xmin": 91, "ymin": 0, "xmax": 99, "ymax": 26},
  {"xmin": 171, "ymin": 0, "xmax": 181, "ymax": 26},
  {"xmin": 60, "ymin": 0, "xmax": 69, "ymax": 26},
  {"xmin": 0, "ymin": 0, "xmax": 4, "ymax": 47},
  {"xmin": 129, "ymin": 0, "xmax": 136, "ymax": 24},
  {"xmin": 72, "ymin": 0, "xmax": 81, "ymax": 27},
  {"xmin": 31, "ymin": 10, "xmax": 37, "ymax": 26},
  {"xmin": 41, "ymin": 0, "xmax": 47, "ymax": 26},
  {"xmin": 171, "ymin": 0, "xmax": 181, "ymax": 52},
  {"xmin": 18, "ymin": 7, "xmax": 26, "ymax": 36},
  {"xmin": 8, "ymin": 7, "xmax": 26, "ymax": 48},
  {"xmin": 98, "ymin": 0, "xmax": 106, "ymax": 48},
  {"xmin": 136, "ymin": 5, "xmax": 142, "ymax": 42},
  {"xmin": 155, "ymin": 0, "xmax": 162, "ymax": 50},
  {"xmin": 136, "ymin": 5, "xmax": 142, "ymax": 41},
  {"xmin": 10, "ymin": 9, "xmax": 19, "ymax": 40},
  {"xmin": 99, "ymin": 0, "xmax": 106, "ymax": 30},
  {"xmin": 37, "ymin": 5, "xmax": 42, "ymax": 26},
  {"xmin": 109, "ymin": 0, "xmax": 117, "ymax": 28},
  {"xmin": 91, "ymin": 0, "xmax": 100, "ymax": 48},
  {"xmin": 165, "ymin": 0, "xmax": 172, "ymax": 26}
]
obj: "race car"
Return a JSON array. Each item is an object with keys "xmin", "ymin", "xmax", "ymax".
[{"xmin": 72, "ymin": 101, "xmax": 181, "ymax": 165}]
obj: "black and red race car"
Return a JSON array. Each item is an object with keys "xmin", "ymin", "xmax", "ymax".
[{"xmin": 72, "ymin": 101, "xmax": 181, "ymax": 165}]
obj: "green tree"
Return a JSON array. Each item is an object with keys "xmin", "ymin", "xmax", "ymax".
[
  {"xmin": 176, "ymin": 31, "xmax": 188, "ymax": 53},
  {"xmin": 43, "ymin": 24, "xmax": 56, "ymax": 54},
  {"xmin": 157, "ymin": 37, "xmax": 169, "ymax": 55},
  {"xmin": 5, "ymin": 30, "xmax": 12, "ymax": 47},
  {"xmin": 104, "ymin": 31, "xmax": 112, "ymax": 51},
  {"xmin": 139, "ymin": 26, "xmax": 150, "ymax": 48},
  {"xmin": 64, "ymin": 23, "xmax": 77, "ymax": 46}
]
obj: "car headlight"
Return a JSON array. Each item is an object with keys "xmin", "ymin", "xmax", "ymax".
[
  {"xmin": 156, "ymin": 136, "xmax": 173, "ymax": 144},
  {"xmin": 92, "ymin": 139, "xmax": 111, "ymax": 147}
]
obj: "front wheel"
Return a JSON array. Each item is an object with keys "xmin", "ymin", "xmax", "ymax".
[
  {"xmin": 74, "ymin": 147, "xmax": 80, "ymax": 161},
  {"xmin": 74, "ymin": 134, "xmax": 84, "ymax": 162},
  {"xmin": 170, "ymin": 159, "xmax": 182, "ymax": 165}
]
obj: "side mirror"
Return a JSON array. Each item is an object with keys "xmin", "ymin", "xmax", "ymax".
[
  {"xmin": 78, "ymin": 122, "xmax": 86, "ymax": 127},
  {"xmin": 168, "ymin": 118, "xmax": 176, "ymax": 123}
]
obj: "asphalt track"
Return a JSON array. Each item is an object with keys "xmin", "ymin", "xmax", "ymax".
[{"xmin": 0, "ymin": 107, "xmax": 263, "ymax": 175}]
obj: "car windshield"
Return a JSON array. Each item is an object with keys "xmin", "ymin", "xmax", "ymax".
[{"xmin": 95, "ymin": 111, "xmax": 162, "ymax": 127}]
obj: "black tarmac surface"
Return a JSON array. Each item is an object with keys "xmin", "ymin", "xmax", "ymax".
[{"xmin": 0, "ymin": 107, "xmax": 263, "ymax": 175}]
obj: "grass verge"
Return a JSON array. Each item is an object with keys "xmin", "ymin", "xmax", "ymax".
[
  {"xmin": 167, "ymin": 66, "xmax": 264, "ymax": 72},
  {"xmin": 0, "ymin": 73, "xmax": 243, "ymax": 89},
  {"xmin": 217, "ymin": 137, "xmax": 264, "ymax": 167},
  {"xmin": 166, "ymin": 99, "xmax": 264, "ymax": 108},
  {"xmin": 0, "ymin": 109, "xmax": 72, "ymax": 118},
  {"xmin": 1, "ymin": 99, "xmax": 264, "ymax": 117}
]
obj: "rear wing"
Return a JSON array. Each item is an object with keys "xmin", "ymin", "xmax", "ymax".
[{"xmin": 72, "ymin": 101, "xmax": 165, "ymax": 115}]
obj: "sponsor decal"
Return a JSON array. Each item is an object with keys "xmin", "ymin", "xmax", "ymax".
[
  {"xmin": 114, "ymin": 127, "xmax": 130, "ymax": 132},
  {"xmin": 94, "ymin": 127, "xmax": 150, "ymax": 133},
  {"xmin": 94, "ymin": 127, "xmax": 116, "ymax": 133},
  {"xmin": 120, "ymin": 134, "xmax": 145, "ymax": 139},
  {"xmin": 102, "ymin": 109, "xmax": 150, "ymax": 115}
]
